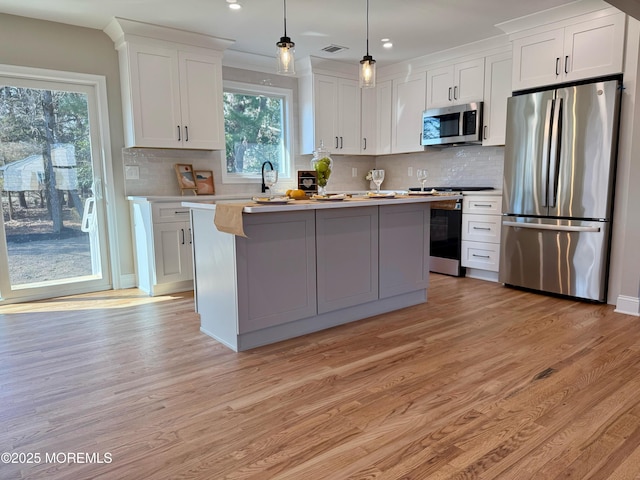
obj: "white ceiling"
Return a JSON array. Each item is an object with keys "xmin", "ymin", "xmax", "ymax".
[{"xmin": 0, "ymin": 0, "xmax": 614, "ymax": 66}]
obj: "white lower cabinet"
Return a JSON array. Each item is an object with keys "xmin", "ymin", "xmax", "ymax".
[
  {"xmin": 152, "ymin": 221, "xmax": 193, "ymax": 285},
  {"xmin": 130, "ymin": 200, "xmax": 195, "ymax": 296},
  {"xmin": 461, "ymin": 194, "xmax": 502, "ymax": 279}
]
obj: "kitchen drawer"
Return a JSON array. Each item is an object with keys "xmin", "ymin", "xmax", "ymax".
[
  {"xmin": 461, "ymin": 240, "xmax": 500, "ymax": 272},
  {"xmin": 462, "ymin": 213, "xmax": 502, "ymax": 243},
  {"xmin": 151, "ymin": 202, "xmax": 191, "ymax": 223},
  {"xmin": 463, "ymin": 196, "xmax": 502, "ymax": 215}
]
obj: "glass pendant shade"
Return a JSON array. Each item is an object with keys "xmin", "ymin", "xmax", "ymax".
[
  {"xmin": 359, "ymin": 0, "xmax": 376, "ymax": 88},
  {"xmin": 277, "ymin": 37, "xmax": 295, "ymax": 75},
  {"xmin": 276, "ymin": 0, "xmax": 295, "ymax": 75},
  {"xmin": 359, "ymin": 55, "xmax": 376, "ymax": 88}
]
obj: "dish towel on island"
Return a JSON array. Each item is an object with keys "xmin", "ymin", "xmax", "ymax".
[{"xmin": 214, "ymin": 203, "xmax": 248, "ymax": 237}]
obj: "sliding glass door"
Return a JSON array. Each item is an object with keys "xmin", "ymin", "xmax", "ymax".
[{"xmin": 0, "ymin": 72, "xmax": 112, "ymax": 302}]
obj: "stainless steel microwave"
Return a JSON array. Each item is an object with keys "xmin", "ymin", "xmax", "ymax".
[{"xmin": 421, "ymin": 102, "xmax": 483, "ymax": 146}]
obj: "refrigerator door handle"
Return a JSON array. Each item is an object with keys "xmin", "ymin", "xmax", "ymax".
[
  {"xmin": 541, "ymin": 99, "xmax": 555, "ymax": 208},
  {"xmin": 503, "ymin": 221, "xmax": 601, "ymax": 233},
  {"xmin": 548, "ymin": 97, "xmax": 563, "ymax": 208}
]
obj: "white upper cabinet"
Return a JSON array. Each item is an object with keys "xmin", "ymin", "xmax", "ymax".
[
  {"xmin": 375, "ymin": 80, "xmax": 393, "ymax": 155},
  {"xmin": 483, "ymin": 52, "xmax": 512, "ymax": 146},
  {"xmin": 105, "ymin": 18, "xmax": 231, "ymax": 150},
  {"xmin": 300, "ymin": 73, "xmax": 361, "ymax": 155},
  {"xmin": 125, "ymin": 44, "xmax": 225, "ymax": 149},
  {"xmin": 391, "ymin": 72, "xmax": 426, "ymax": 154},
  {"xmin": 511, "ymin": 12, "xmax": 625, "ymax": 91},
  {"xmin": 426, "ymin": 58, "xmax": 485, "ymax": 109},
  {"xmin": 360, "ymin": 85, "xmax": 377, "ymax": 154}
]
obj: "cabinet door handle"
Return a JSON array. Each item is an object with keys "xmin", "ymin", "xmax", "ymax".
[
  {"xmin": 555, "ymin": 57, "xmax": 560, "ymax": 76},
  {"xmin": 564, "ymin": 55, "xmax": 570, "ymax": 74},
  {"xmin": 177, "ymin": 125, "xmax": 181, "ymax": 142},
  {"xmin": 181, "ymin": 228, "xmax": 185, "ymax": 245},
  {"xmin": 363, "ymin": 137, "xmax": 367, "ymax": 150},
  {"xmin": 483, "ymin": 125, "xmax": 488, "ymax": 140},
  {"xmin": 448, "ymin": 87, "xmax": 452, "ymax": 101},
  {"xmin": 184, "ymin": 125, "xmax": 189, "ymax": 142},
  {"xmin": 454, "ymin": 86, "xmax": 458, "ymax": 100},
  {"xmin": 340, "ymin": 136, "xmax": 343, "ymax": 149},
  {"xmin": 335, "ymin": 136, "xmax": 339, "ymax": 149},
  {"xmin": 189, "ymin": 228, "xmax": 192, "ymax": 245}
]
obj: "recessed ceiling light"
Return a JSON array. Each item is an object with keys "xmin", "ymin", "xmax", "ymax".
[
  {"xmin": 381, "ymin": 38, "xmax": 390, "ymax": 42},
  {"xmin": 227, "ymin": 0, "xmax": 241, "ymax": 9},
  {"xmin": 383, "ymin": 42, "xmax": 393, "ymax": 49}
]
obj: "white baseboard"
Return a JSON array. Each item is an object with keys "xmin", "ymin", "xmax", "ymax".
[
  {"xmin": 118, "ymin": 273, "xmax": 137, "ymax": 290},
  {"xmin": 465, "ymin": 268, "xmax": 499, "ymax": 282},
  {"xmin": 615, "ymin": 295, "xmax": 640, "ymax": 316}
]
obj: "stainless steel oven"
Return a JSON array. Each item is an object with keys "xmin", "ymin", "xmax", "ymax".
[
  {"xmin": 411, "ymin": 186, "xmax": 494, "ymax": 277},
  {"xmin": 429, "ymin": 197, "xmax": 464, "ymax": 276}
]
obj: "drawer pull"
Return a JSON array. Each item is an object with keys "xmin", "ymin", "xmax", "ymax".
[
  {"xmin": 472, "ymin": 254, "xmax": 491, "ymax": 259},
  {"xmin": 174, "ymin": 210, "xmax": 189, "ymax": 215},
  {"xmin": 472, "ymin": 203, "xmax": 493, "ymax": 208},
  {"xmin": 472, "ymin": 226, "xmax": 492, "ymax": 231}
]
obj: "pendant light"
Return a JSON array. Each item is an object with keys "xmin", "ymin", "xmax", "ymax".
[
  {"xmin": 276, "ymin": 0, "xmax": 295, "ymax": 75},
  {"xmin": 359, "ymin": 0, "xmax": 376, "ymax": 88}
]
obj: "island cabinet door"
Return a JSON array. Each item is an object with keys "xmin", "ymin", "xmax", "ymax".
[
  {"xmin": 236, "ymin": 211, "xmax": 317, "ymax": 334},
  {"xmin": 316, "ymin": 206, "xmax": 379, "ymax": 314},
  {"xmin": 379, "ymin": 203, "xmax": 430, "ymax": 298}
]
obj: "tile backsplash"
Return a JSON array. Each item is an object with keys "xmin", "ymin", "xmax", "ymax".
[
  {"xmin": 122, "ymin": 145, "xmax": 504, "ymax": 197},
  {"xmin": 376, "ymin": 145, "xmax": 505, "ymax": 191}
]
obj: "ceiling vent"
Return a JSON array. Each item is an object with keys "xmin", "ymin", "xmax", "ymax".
[{"xmin": 321, "ymin": 44, "xmax": 348, "ymax": 54}]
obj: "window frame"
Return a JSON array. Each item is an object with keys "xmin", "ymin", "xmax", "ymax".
[{"xmin": 221, "ymin": 80, "xmax": 294, "ymax": 184}]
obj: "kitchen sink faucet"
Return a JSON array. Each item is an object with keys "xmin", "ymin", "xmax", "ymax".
[{"xmin": 261, "ymin": 161, "xmax": 274, "ymax": 193}]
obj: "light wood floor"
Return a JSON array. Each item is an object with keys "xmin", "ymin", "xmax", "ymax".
[{"xmin": 2, "ymin": 275, "xmax": 640, "ymax": 479}]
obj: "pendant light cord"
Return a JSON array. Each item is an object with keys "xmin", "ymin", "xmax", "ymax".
[
  {"xmin": 283, "ymin": 0, "xmax": 288, "ymax": 37},
  {"xmin": 365, "ymin": 0, "xmax": 370, "ymax": 56}
]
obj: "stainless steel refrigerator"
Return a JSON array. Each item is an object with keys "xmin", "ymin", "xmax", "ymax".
[{"xmin": 500, "ymin": 78, "xmax": 621, "ymax": 302}]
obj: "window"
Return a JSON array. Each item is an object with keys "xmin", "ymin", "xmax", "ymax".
[{"xmin": 221, "ymin": 81, "xmax": 293, "ymax": 184}]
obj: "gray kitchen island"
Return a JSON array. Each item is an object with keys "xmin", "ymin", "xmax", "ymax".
[{"xmin": 184, "ymin": 194, "xmax": 459, "ymax": 351}]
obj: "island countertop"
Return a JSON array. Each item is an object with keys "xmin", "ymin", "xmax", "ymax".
[{"xmin": 182, "ymin": 193, "xmax": 461, "ymax": 213}]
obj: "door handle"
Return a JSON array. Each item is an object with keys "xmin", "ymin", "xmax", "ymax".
[
  {"xmin": 177, "ymin": 125, "xmax": 181, "ymax": 142},
  {"xmin": 454, "ymin": 86, "xmax": 458, "ymax": 100},
  {"xmin": 548, "ymin": 97, "xmax": 563, "ymax": 208},
  {"xmin": 483, "ymin": 125, "xmax": 487, "ymax": 140},
  {"xmin": 564, "ymin": 55, "xmax": 569, "ymax": 74},
  {"xmin": 181, "ymin": 228, "xmax": 185, "ymax": 245},
  {"xmin": 448, "ymin": 87, "xmax": 452, "ymax": 101},
  {"xmin": 541, "ymin": 99, "xmax": 554, "ymax": 208},
  {"xmin": 335, "ymin": 136, "xmax": 339, "ymax": 149},
  {"xmin": 555, "ymin": 57, "xmax": 560, "ymax": 76},
  {"xmin": 503, "ymin": 221, "xmax": 601, "ymax": 233},
  {"xmin": 363, "ymin": 137, "xmax": 367, "ymax": 150},
  {"xmin": 340, "ymin": 136, "xmax": 343, "ymax": 149},
  {"xmin": 184, "ymin": 126, "xmax": 189, "ymax": 142}
]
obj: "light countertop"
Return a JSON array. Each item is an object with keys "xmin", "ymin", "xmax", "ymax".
[{"xmin": 183, "ymin": 193, "xmax": 462, "ymax": 213}]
